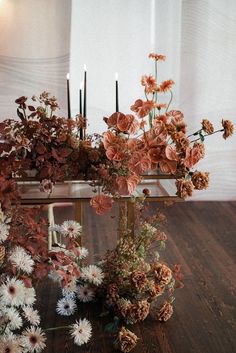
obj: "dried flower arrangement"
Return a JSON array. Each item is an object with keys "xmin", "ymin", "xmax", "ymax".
[{"xmin": 0, "ymin": 53, "xmax": 233, "ymax": 352}]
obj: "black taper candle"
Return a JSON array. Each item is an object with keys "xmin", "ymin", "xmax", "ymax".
[
  {"xmin": 79, "ymin": 85, "xmax": 83, "ymax": 139},
  {"xmin": 115, "ymin": 73, "xmax": 119, "ymax": 113},
  {"xmin": 66, "ymin": 73, "xmax": 71, "ymax": 119}
]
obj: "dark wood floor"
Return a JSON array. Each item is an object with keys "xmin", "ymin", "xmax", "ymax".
[{"xmin": 38, "ymin": 202, "xmax": 236, "ymax": 353}]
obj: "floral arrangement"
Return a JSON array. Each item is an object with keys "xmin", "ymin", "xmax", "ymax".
[
  {"xmin": 0, "ymin": 53, "xmax": 233, "ymax": 352},
  {"xmin": 0, "ymin": 53, "xmax": 234, "ymax": 211}
]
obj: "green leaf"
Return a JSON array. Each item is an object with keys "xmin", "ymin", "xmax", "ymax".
[{"xmin": 104, "ymin": 317, "xmax": 120, "ymax": 333}]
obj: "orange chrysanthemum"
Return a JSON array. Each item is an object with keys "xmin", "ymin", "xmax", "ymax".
[
  {"xmin": 149, "ymin": 53, "xmax": 166, "ymax": 61},
  {"xmin": 221, "ymin": 119, "xmax": 234, "ymax": 139},
  {"xmin": 141, "ymin": 75, "xmax": 157, "ymax": 94},
  {"xmin": 158, "ymin": 80, "xmax": 175, "ymax": 93}
]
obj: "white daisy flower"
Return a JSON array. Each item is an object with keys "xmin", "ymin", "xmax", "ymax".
[
  {"xmin": 21, "ymin": 326, "xmax": 46, "ymax": 353},
  {"xmin": 70, "ymin": 318, "xmax": 92, "ymax": 346},
  {"xmin": 60, "ymin": 220, "xmax": 82, "ymax": 238},
  {"xmin": 0, "ymin": 333, "xmax": 23, "ymax": 353},
  {"xmin": 0, "ymin": 277, "xmax": 25, "ymax": 307},
  {"xmin": 56, "ymin": 297, "xmax": 77, "ymax": 316},
  {"xmin": 76, "ymin": 284, "xmax": 95, "ymax": 303},
  {"xmin": 23, "ymin": 287, "xmax": 36, "ymax": 306},
  {"xmin": 76, "ymin": 246, "xmax": 88, "ymax": 260},
  {"xmin": 22, "ymin": 306, "xmax": 40, "ymax": 326},
  {"xmin": 81, "ymin": 265, "xmax": 104, "ymax": 286},
  {"xmin": 9, "ymin": 246, "xmax": 34, "ymax": 274},
  {"xmin": 3, "ymin": 307, "xmax": 23, "ymax": 330},
  {"xmin": 0, "ymin": 222, "xmax": 10, "ymax": 244}
]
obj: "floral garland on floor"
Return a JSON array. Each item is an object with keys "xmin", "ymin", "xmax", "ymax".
[{"xmin": 0, "ymin": 53, "xmax": 234, "ymax": 352}]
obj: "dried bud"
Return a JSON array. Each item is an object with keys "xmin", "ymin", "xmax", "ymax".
[
  {"xmin": 222, "ymin": 119, "xmax": 234, "ymax": 139},
  {"xmin": 157, "ymin": 301, "xmax": 174, "ymax": 322},
  {"xmin": 175, "ymin": 179, "xmax": 194, "ymax": 198},
  {"xmin": 115, "ymin": 327, "xmax": 138, "ymax": 353},
  {"xmin": 152, "ymin": 262, "xmax": 172, "ymax": 286},
  {"xmin": 191, "ymin": 171, "xmax": 209, "ymax": 190},
  {"xmin": 201, "ymin": 119, "xmax": 214, "ymax": 134}
]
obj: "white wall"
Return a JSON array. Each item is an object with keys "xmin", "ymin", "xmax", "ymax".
[{"xmin": 0, "ymin": 0, "xmax": 71, "ymax": 118}]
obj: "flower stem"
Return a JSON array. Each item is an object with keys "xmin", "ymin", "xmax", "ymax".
[
  {"xmin": 190, "ymin": 128, "xmax": 224, "ymax": 143},
  {"xmin": 165, "ymin": 90, "xmax": 173, "ymax": 113},
  {"xmin": 45, "ymin": 325, "xmax": 70, "ymax": 332}
]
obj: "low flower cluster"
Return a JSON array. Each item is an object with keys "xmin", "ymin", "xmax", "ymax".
[
  {"xmin": 0, "ymin": 198, "xmax": 104, "ymax": 351},
  {"xmin": 100, "ymin": 201, "xmax": 183, "ymax": 352}
]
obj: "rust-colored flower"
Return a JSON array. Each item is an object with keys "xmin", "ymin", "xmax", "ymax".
[
  {"xmin": 222, "ymin": 119, "xmax": 234, "ymax": 139},
  {"xmin": 107, "ymin": 112, "xmax": 119, "ymax": 128},
  {"xmin": 151, "ymin": 262, "xmax": 172, "ymax": 286},
  {"xmin": 103, "ymin": 131, "xmax": 118, "ymax": 149},
  {"xmin": 149, "ymin": 53, "xmax": 166, "ymax": 61},
  {"xmin": 117, "ymin": 113, "xmax": 130, "ymax": 131},
  {"xmin": 125, "ymin": 300, "xmax": 150, "ymax": 323},
  {"xmin": 157, "ymin": 301, "xmax": 174, "ymax": 322},
  {"xmin": 141, "ymin": 75, "xmax": 157, "ymax": 94},
  {"xmin": 130, "ymin": 270, "xmax": 148, "ymax": 291},
  {"xmin": 184, "ymin": 142, "xmax": 205, "ymax": 169},
  {"xmin": 201, "ymin": 119, "xmax": 214, "ymax": 134},
  {"xmin": 175, "ymin": 179, "xmax": 194, "ymax": 198},
  {"xmin": 149, "ymin": 282, "xmax": 164, "ymax": 299},
  {"xmin": 106, "ymin": 145, "xmax": 125, "ymax": 161},
  {"xmin": 130, "ymin": 99, "xmax": 155, "ymax": 118},
  {"xmin": 175, "ymin": 136, "xmax": 190, "ymax": 153},
  {"xmin": 148, "ymin": 147, "xmax": 162, "ymax": 163},
  {"xmin": 116, "ymin": 175, "xmax": 140, "ymax": 195},
  {"xmin": 191, "ymin": 171, "xmax": 209, "ymax": 190},
  {"xmin": 116, "ymin": 327, "xmax": 138, "ymax": 353},
  {"xmin": 15, "ymin": 96, "xmax": 27, "ymax": 105},
  {"xmin": 167, "ymin": 110, "xmax": 184, "ymax": 123},
  {"xmin": 129, "ymin": 152, "xmax": 152, "ymax": 174},
  {"xmin": 90, "ymin": 194, "xmax": 113, "ymax": 215},
  {"xmin": 158, "ymin": 80, "xmax": 175, "ymax": 93}
]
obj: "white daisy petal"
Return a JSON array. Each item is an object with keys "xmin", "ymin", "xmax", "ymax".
[
  {"xmin": 76, "ymin": 246, "xmax": 88, "ymax": 260},
  {"xmin": 76, "ymin": 284, "xmax": 95, "ymax": 303},
  {"xmin": 3, "ymin": 307, "xmax": 23, "ymax": 330},
  {"xmin": 81, "ymin": 265, "xmax": 104, "ymax": 286},
  {"xmin": 70, "ymin": 318, "xmax": 92, "ymax": 346},
  {"xmin": 21, "ymin": 326, "xmax": 46, "ymax": 353},
  {"xmin": 60, "ymin": 220, "xmax": 82, "ymax": 238},
  {"xmin": 9, "ymin": 246, "xmax": 34, "ymax": 274},
  {"xmin": 23, "ymin": 287, "xmax": 36, "ymax": 306},
  {"xmin": 23, "ymin": 306, "xmax": 40, "ymax": 326},
  {"xmin": 0, "ymin": 332, "xmax": 23, "ymax": 353},
  {"xmin": 56, "ymin": 297, "xmax": 77, "ymax": 316},
  {"xmin": 0, "ymin": 277, "xmax": 25, "ymax": 307}
]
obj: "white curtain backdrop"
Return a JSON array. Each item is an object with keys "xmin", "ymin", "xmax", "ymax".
[
  {"xmin": 70, "ymin": 0, "xmax": 236, "ymax": 200},
  {"xmin": 0, "ymin": 0, "xmax": 235, "ymax": 199},
  {"xmin": 0, "ymin": 0, "xmax": 71, "ymax": 118}
]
